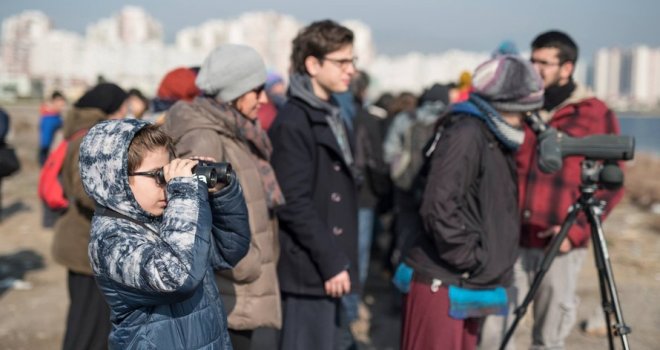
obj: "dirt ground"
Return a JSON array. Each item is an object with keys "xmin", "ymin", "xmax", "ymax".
[{"xmin": 1, "ymin": 104, "xmax": 659, "ymax": 350}]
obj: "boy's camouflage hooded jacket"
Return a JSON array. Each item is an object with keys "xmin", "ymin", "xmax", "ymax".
[{"xmin": 80, "ymin": 119, "xmax": 250, "ymax": 349}]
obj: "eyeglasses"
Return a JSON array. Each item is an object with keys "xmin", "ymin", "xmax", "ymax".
[
  {"xmin": 129, "ymin": 168, "xmax": 166, "ymax": 186},
  {"xmin": 321, "ymin": 56, "xmax": 358, "ymax": 70},
  {"xmin": 530, "ymin": 58, "xmax": 562, "ymax": 67},
  {"xmin": 252, "ymin": 84, "xmax": 265, "ymax": 95}
]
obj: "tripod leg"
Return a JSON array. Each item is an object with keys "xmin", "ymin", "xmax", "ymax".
[
  {"xmin": 499, "ymin": 205, "xmax": 581, "ymax": 350},
  {"xmin": 590, "ymin": 220, "xmax": 616, "ymax": 350},
  {"xmin": 587, "ymin": 205, "xmax": 631, "ymax": 350}
]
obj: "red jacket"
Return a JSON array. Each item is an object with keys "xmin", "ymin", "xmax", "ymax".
[
  {"xmin": 257, "ymin": 102, "xmax": 277, "ymax": 131},
  {"xmin": 516, "ymin": 86, "xmax": 624, "ymax": 249}
]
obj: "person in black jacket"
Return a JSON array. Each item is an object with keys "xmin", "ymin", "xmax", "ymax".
[
  {"xmin": 0, "ymin": 107, "xmax": 10, "ymax": 147},
  {"xmin": 0, "ymin": 107, "xmax": 16, "ymax": 216},
  {"xmin": 268, "ymin": 20, "xmax": 359, "ymax": 350},
  {"xmin": 402, "ymin": 55, "xmax": 544, "ymax": 350}
]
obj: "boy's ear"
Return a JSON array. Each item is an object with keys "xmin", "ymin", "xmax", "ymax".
[{"xmin": 304, "ymin": 56, "xmax": 321, "ymax": 77}]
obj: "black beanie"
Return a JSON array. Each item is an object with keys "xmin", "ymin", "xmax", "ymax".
[
  {"xmin": 75, "ymin": 83, "xmax": 128, "ymax": 115},
  {"xmin": 419, "ymin": 83, "xmax": 450, "ymax": 107}
]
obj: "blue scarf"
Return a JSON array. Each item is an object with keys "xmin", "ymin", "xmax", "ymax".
[{"xmin": 449, "ymin": 94, "xmax": 525, "ymax": 151}]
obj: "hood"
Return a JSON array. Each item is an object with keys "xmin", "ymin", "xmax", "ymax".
[
  {"xmin": 62, "ymin": 107, "xmax": 107, "ymax": 138},
  {"xmin": 552, "ymin": 83, "xmax": 592, "ymax": 112},
  {"xmin": 165, "ymin": 97, "xmax": 241, "ymax": 141},
  {"xmin": 538, "ymin": 83, "xmax": 594, "ymax": 122},
  {"xmin": 287, "ymin": 73, "xmax": 355, "ymax": 167},
  {"xmin": 288, "ymin": 73, "xmax": 340, "ymax": 117},
  {"xmin": 79, "ymin": 119, "xmax": 155, "ymax": 223}
]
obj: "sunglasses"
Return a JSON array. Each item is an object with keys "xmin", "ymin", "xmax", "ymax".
[
  {"xmin": 252, "ymin": 84, "xmax": 265, "ymax": 94},
  {"xmin": 129, "ymin": 168, "xmax": 166, "ymax": 186}
]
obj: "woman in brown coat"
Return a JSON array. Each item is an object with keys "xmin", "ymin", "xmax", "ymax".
[
  {"xmin": 51, "ymin": 83, "xmax": 128, "ymax": 350},
  {"xmin": 163, "ymin": 44, "xmax": 284, "ymax": 350}
]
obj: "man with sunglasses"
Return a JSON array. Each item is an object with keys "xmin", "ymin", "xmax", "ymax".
[
  {"xmin": 480, "ymin": 30, "xmax": 624, "ymax": 350},
  {"xmin": 269, "ymin": 19, "xmax": 359, "ymax": 350}
]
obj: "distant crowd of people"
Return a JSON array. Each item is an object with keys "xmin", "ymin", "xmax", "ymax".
[{"xmin": 0, "ymin": 19, "xmax": 624, "ymax": 350}]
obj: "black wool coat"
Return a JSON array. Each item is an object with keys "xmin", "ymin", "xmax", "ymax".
[{"xmin": 269, "ymin": 96, "xmax": 360, "ymax": 296}]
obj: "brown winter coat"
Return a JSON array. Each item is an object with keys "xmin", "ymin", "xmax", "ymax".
[
  {"xmin": 51, "ymin": 108, "xmax": 107, "ymax": 275},
  {"xmin": 163, "ymin": 97, "xmax": 281, "ymax": 330}
]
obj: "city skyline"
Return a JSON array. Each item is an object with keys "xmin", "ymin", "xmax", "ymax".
[
  {"xmin": 0, "ymin": 7, "xmax": 491, "ymax": 98},
  {"xmin": 2, "ymin": 0, "xmax": 659, "ymax": 58},
  {"xmin": 594, "ymin": 46, "xmax": 660, "ymax": 108},
  {"xmin": 1, "ymin": 5, "xmax": 659, "ymax": 109}
]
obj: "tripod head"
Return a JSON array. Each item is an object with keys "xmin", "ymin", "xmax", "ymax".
[{"xmin": 580, "ymin": 160, "xmax": 624, "ymax": 192}]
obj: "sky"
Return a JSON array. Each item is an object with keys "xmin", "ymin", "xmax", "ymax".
[{"xmin": 2, "ymin": 0, "xmax": 659, "ymax": 59}]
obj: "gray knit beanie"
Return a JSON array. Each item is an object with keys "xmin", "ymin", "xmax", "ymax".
[
  {"xmin": 472, "ymin": 54, "xmax": 544, "ymax": 112},
  {"xmin": 196, "ymin": 44, "xmax": 267, "ymax": 102}
]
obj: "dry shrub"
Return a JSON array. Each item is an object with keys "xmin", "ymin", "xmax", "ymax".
[{"xmin": 624, "ymin": 153, "xmax": 660, "ymax": 208}]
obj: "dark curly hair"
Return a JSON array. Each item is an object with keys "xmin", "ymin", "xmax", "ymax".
[{"xmin": 291, "ymin": 20, "xmax": 354, "ymax": 75}]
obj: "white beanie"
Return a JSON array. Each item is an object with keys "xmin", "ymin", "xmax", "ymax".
[{"xmin": 196, "ymin": 44, "xmax": 267, "ymax": 102}]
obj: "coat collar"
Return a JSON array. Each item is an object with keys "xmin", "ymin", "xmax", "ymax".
[{"xmin": 289, "ymin": 97, "xmax": 357, "ymax": 180}]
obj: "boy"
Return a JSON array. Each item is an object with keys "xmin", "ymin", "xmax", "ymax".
[
  {"xmin": 80, "ymin": 119, "xmax": 250, "ymax": 349},
  {"xmin": 38, "ymin": 91, "xmax": 67, "ymax": 165}
]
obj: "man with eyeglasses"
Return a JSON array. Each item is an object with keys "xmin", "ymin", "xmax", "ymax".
[
  {"xmin": 480, "ymin": 30, "xmax": 624, "ymax": 350},
  {"xmin": 268, "ymin": 19, "xmax": 359, "ymax": 350}
]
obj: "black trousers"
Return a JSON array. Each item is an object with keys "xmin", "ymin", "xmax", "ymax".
[
  {"xmin": 62, "ymin": 270, "xmax": 111, "ymax": 350},
  {"xmin": 229, "ymin": 329, "xmax": 254, "ymax": 350},
  {"xmin": 280, "ymin": 293, "xmax": 354, "ymax": 350}
]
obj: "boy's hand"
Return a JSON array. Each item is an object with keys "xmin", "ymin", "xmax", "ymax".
[
  {"xmin": 324, "ymin": 270, "xmax": 351, "ymax": 298},
  {"xmin": 163, "ymin": 158, "xmax": 198, "ymax": 183}
]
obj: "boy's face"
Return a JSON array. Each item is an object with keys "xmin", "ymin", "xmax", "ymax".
[
  {"xmin": 307, "ymin": 44, "xmax": 356, "ymax": 100},
  {"xmin": 129, "ymin": 147, "xmax": 170, "ymax": 216},
  {"xmin": 52, "ymin": 97, "xmax": 66, "ymax": 111}
]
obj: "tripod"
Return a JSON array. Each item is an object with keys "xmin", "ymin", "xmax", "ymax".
[{"xmin": 500, "ymin": 160, "xmax": 632, "ymax": 350}]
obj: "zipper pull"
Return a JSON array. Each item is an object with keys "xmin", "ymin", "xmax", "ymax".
[{"xmin": 430, "ymin": 278, "xmax": 442, "ymax": 293}]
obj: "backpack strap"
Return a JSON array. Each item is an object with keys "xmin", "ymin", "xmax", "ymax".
[
  {"xmin": 423, "ymin": 112, "xmax": 463, "ymax": 158},
  {"xmin": 67, "ymin": 128, "xmax": 89, "ymax": 142},
  {"xmin": 94, "ymin": 204, "xmax": 157, "ymax": 234}
]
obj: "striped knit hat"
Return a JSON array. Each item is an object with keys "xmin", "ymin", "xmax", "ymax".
[{"xmin": 472, "ymin": 55, "xmax": 544, "ymax": 112}]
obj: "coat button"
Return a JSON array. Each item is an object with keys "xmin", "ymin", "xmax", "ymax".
[
  {"xmin": 523, "ymin": 209, "xmax": 531, "ymax": 219},
  {"xmin": 332, "ymin": 226, "xmax": 343, "ymax": 235},
  {"xmin": 333, "ymin": 162, "xmax": 341, "ymax": 172},
  {"xmin": 330, "ymin": 192, "xmax": 341, "ymax": 202}
]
